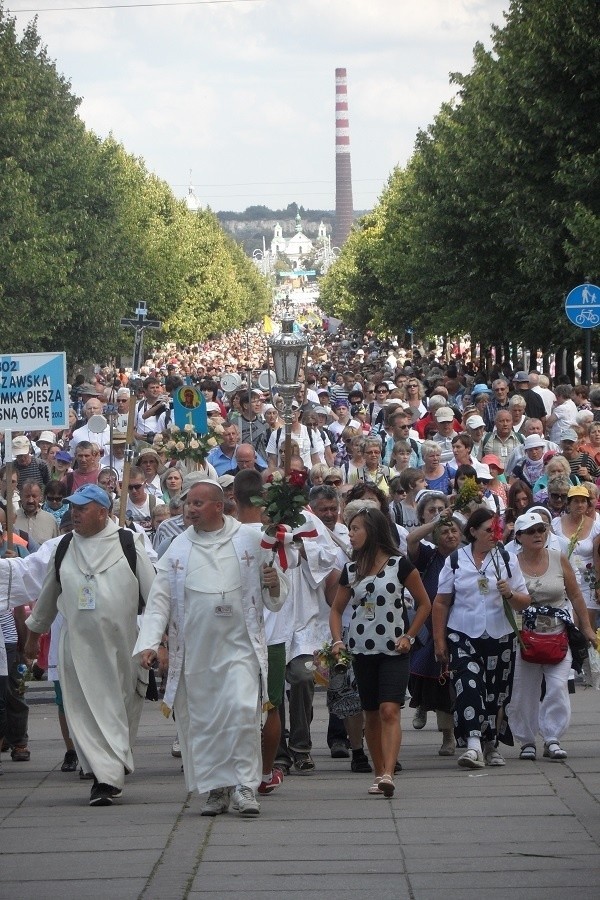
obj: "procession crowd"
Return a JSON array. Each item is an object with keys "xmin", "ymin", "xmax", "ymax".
[{"xmin": 1, "ymin": 316, "xmax": 599, "ymax": 815}]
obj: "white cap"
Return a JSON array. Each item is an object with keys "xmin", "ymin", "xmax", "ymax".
[
  {"xmin": 514, "ymin": 511, "xmax": 546, "ymax": 533},
  {"xmin": 466, "ymin": 414, "xmax": 485, "ymax": 429},
  {"xmin": 475, "ymin": 462, "xmax": 492, "ymax": 481},
  {"xmin": 435, "ymin": 407, "xmax": 454, "ymax": 422},
  {"xmin": 523, "ymin": 434, "xmax": 546, "ymax": 451},
  {"xmin": 37, "ymin": 431, "xmax": 57, "ymax": 445}
]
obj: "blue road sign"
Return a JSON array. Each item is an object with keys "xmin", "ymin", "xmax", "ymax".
[{"xmin": 565, "ymin": 283, "xmax": 600, "ymax": 329}]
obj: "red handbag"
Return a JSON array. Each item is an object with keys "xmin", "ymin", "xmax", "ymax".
[{"xmin": 520, "ymin": 628, "xmax": 569, "ymax": 665}]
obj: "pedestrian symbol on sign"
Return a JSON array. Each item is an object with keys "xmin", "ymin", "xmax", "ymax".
[{"xmin": 565, "ymin": 283, "xmax": 600, "ymax": 330}]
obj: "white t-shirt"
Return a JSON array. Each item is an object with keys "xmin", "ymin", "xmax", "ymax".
[
  {"xmin": 266, "ymin": 424, "xmax": 324, "ymax": 468},
  {"xmin": 548, "ymin": 399, "xmax": 578, "ymax": 444}
]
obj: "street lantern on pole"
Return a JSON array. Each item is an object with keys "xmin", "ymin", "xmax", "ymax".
[{"xmin": 268, "ymin": 314, "xmax": 308, "ymax": 474}]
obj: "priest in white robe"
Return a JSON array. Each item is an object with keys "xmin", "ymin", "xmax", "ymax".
[
  {"xmin": 135, "ymin": 479, "xmax": 286, "ymax": 818},
  {"xmin": 23, "ymin": 485, "xmax": 156, "ymax": 806}
]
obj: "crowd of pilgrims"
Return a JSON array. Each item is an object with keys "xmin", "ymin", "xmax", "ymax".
[{"xmin": 1, "ymin": 317, "xmax": 599, "ymax": 795}]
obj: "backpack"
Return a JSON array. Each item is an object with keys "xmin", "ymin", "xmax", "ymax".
[{"xmin": 54, "ymin": 527, "xmax": 145, "ymax": 613}]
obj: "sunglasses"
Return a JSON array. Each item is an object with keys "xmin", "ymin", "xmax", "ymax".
[
  {"xmin": 549, "ymin": 493, "xmax": 568, "ymax": 500},
  {"xmin": 325, "ymin": 479, "xmax": 342, "ymax": 486},
  {"xmin": 45, "ymin": 495, "xmax": 64, "ymax": 501},
  {"xmin": 128, "ymin": 483, "xmax": 145, "ymax": 491}
]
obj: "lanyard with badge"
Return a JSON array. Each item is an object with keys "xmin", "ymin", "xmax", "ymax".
[
  {"xmin": 468, "ymin": 552, "xmax": 494, "ymax": 595},
  {"xmin": 78, "ymin": 574, "xmax": 96, "ymax": 610}
]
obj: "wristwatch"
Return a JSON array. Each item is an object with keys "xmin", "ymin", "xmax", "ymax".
[{"xmin": 404, "ymin": 635, "xmax": 415, "ymax": 646}]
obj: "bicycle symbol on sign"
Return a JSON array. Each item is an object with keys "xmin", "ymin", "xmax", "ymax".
[{"xmin": 575, "ymin": 309, "xmax": 600, "ymax": 326}]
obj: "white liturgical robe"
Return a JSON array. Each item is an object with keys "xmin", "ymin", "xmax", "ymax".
[{"xmin": 134, "ymin": 517, "xmax": 286, "ymax": 795}]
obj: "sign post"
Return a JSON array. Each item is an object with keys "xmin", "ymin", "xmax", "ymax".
[
  {"xmin": 0, "ymin": 352, "xmax": 68, "ymax": 548},
  {"xmin": 565, "ymin": 282, "xmax": 600, "ymax": 385}
]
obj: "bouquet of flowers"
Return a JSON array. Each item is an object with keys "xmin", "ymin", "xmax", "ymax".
[
  {"xmin": 453, "ymin": 476, "xmax": 482, "ymax": 512},
  {"xmin": 252, "ymin": 469, "xmax": 308, "ymax": 528},
  {"xmin": 251, "ymin": 469, "xmax": 316, "ymax": 569},
  {"xmin": 305, "ymin": 641, "xmax": 354, "ymax": 687},
  {"xmin": 155, "ymin": 421, "xmax": 223, "ymax": 467}
]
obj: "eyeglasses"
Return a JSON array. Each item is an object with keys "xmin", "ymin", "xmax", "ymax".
[
  {"xmin": 128, "ymin": 484, "xmax": 145, "ymax": 491},
  {"xmin": 521, "ymin": 525, "xmax": 547, "ymax": 535},
  {"xmin": 45, "ymin": 495, "xmax": 63, "ymax": 501},
  {"xmin": 549, "ymin": 493, "xmax": 568, "ymax": 500}
]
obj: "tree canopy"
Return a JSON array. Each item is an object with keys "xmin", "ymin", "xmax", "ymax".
[
  {"xmin": 0, "ymin": 7, "xmax": 270, "ymax": 365},
  {"xmin": 320, "ymin": 0, "xmax": 600, "ymax": 354}
]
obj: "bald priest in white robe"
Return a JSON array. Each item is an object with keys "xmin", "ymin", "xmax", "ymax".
[
  {"xmin": 24, "ymin": 484, "xmax": 156, "ymax": 807},
  {"xmin": 135, "ymin": 479, "xmax": 287, "ymax": 818}
]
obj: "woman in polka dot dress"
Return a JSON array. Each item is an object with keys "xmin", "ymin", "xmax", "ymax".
[{"xmin": 330, "ymin": 507, "xmax": 431, "ymax": 797}]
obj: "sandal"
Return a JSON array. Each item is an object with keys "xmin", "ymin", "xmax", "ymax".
[
  {"xmin": 367, "ymin": 777, "xmax": 383, "ymax": 795},
  {"xmin": 543, "ymin": 742, "xmax": 567, "ymax": 760},
  {"xmin": 379, "ymin": 774, "xmax": 395, "ymax": 797},
  {"xmin": 11, "ymin": 745, "xmax": 30, "ymax": 762},
  {"xmin": 519, "ymin": 744, "xmax": 537, "ymax": 761}
]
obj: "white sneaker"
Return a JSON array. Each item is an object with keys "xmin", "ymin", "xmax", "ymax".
[
  {"xmin": 200, "ymin": 787, "xmax": 231, "ymax": 817},
  {"xmin": 232, "ymin": 785, "xmax": 260, "ymax": 817}
]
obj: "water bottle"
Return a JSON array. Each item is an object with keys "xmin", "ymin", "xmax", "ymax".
[{"xmin": 16, "ymin": 663, "xmax": 28, "ymax": 678}]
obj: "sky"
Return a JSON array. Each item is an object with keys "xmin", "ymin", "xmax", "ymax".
[{"xmin": 8, "ymin": 0, "xmax": 511, "ymax": 214}]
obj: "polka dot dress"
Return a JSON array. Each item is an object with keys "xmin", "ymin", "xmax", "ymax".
[{"xmin": 339, "ymin": 556, "xmax": 415, "ymax": 655}]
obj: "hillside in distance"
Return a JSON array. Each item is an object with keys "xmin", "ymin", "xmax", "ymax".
[{"xmin": 216, "ymin": 202, "xmax": 368, "ymax": 253}]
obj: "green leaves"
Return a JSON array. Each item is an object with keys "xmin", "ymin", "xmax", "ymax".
[
  {"xmin": 321, "ymin": 0, "xmax": 600, "ymax": 353},
  {"xmin": 0, "ymin": 8, "xmax": 270, "ymax": 364}
]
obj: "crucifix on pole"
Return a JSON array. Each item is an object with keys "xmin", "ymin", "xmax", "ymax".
[{"xmin": 120, "ymin": 301, "xmax": 162, "ymax": 373}]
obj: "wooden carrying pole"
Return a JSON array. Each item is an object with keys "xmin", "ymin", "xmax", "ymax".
[
  {"xmin": 119, "ymin": 393, "xmax": 137, "ymax": 526},
  {"xmin": 4, "ymin": 429, "xmax": 14, "ymax": 552}
]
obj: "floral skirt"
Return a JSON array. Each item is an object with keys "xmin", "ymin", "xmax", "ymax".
[{"xmin": 448, "ymin": 630, "xmax": 516, "ymax": 747}]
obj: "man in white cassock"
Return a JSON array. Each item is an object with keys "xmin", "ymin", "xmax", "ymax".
[
  {"xmin": 275, "ymin": 507, "xmax": 339, "ymax": 775},
  {"xmin": 23, "ymin": 485, "xmax": 156, "ymax": 807},
  {"xmin": 135, "ymin": 479, "xmax": 286, "ymax": 818}
]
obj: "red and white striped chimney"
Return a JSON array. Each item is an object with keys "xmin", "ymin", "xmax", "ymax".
[{"xmin": 334, "ymin": 67, "xmax": 354, "ymax": 247}]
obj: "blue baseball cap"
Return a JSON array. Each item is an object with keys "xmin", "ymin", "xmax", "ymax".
[
  {"xmin": 471, "ymin": 384, "xmax": 492, "ymax": 397},
  {"xmin": 66, "ymin": 484, "xmax": 111, "ymax": 509}
]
